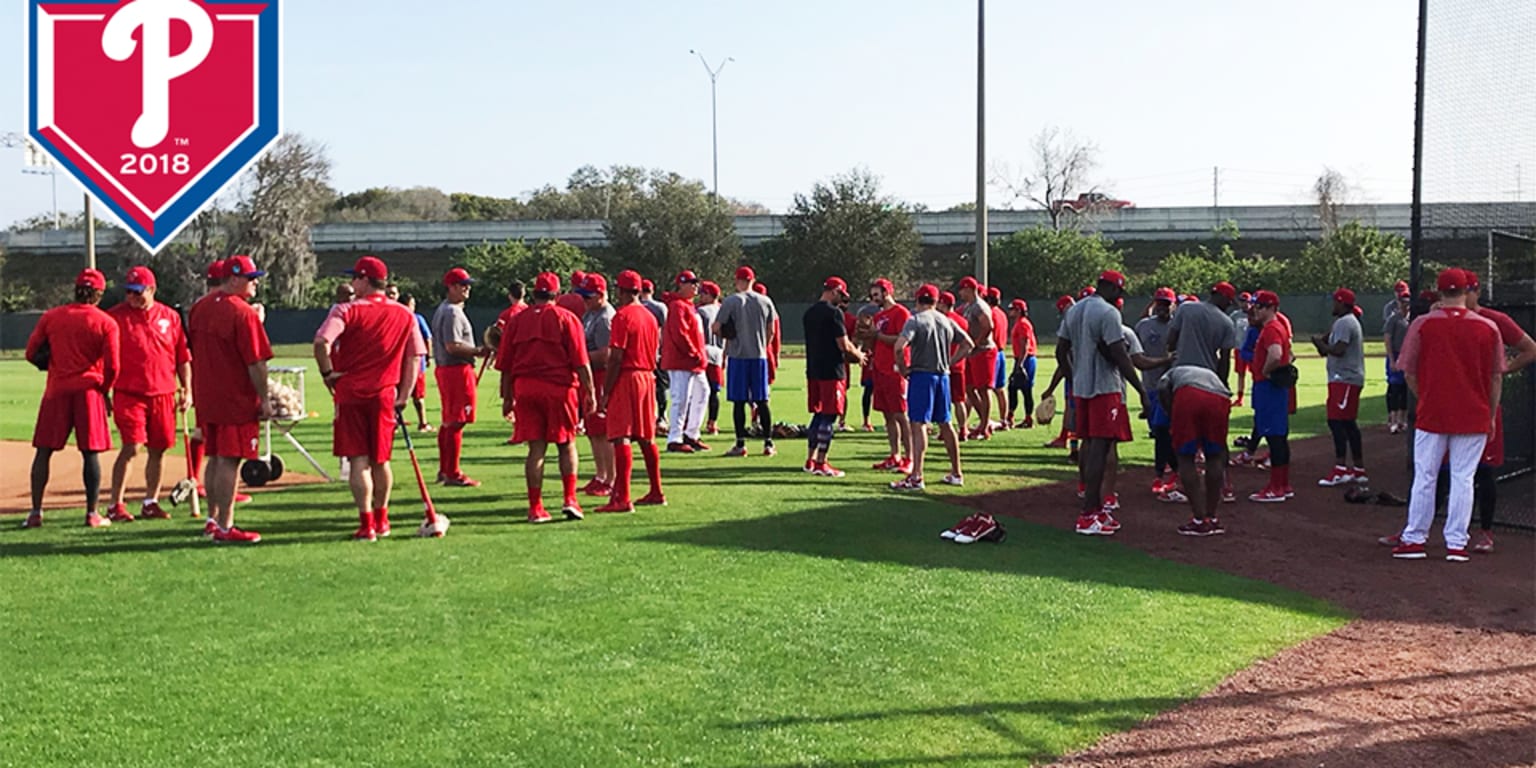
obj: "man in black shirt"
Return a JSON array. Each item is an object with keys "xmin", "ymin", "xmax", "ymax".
[{"xmin": 804, "ymin": 277, "xmax": 865, "ymax": 477}]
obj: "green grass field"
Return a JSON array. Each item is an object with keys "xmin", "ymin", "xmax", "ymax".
[{"xmin": 0, "ymin": 349, "xmax": 1375, "ymax": 767}]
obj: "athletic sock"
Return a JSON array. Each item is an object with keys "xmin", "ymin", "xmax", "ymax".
[
  {"xmin": 526, "ymin": 486, "xmax": 544, "ymax": 512},
  {"xmin": 448, "ymin": 427, "xmax": 464, "ymax": 477},
  {"xmin": 561, "ymin": 474, "xmax": 578, "ymax": 506},
  {"xmin": 614, "ymin": 443, "xmax": 634, "ymax": 504},
  {"xmin": 357, "ymin": 510, "xmax": 373, "ymax": 531},
  {"xmin": 189, "ymin": 438, "xmax": 205, "ymax": 482},
  {"xmin": 373, "ymin": 507, "xmax": 389, "ymax": 530},
  {"xmin": 142, "ymin": 498, "xmax": 157, "ymax": 506},
  {"xmin": 640, "ymin": 442, "xmax": 662, "ymax": 496},
  {"xmin": 437, "ymin": 429, "xmax": 450, "ymax": 477}
]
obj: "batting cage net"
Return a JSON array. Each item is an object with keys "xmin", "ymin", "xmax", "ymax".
[{"xmin": 1415, "ymin": 0, "xmax": 1535, "ymax": 529}]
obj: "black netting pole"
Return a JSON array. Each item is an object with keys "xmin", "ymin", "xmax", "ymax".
[{"xmin": 1410, "ymin": 0, "xmax": 1428, "ymax": 293}]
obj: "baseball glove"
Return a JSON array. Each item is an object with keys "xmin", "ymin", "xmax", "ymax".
[
  {"xmin": 1268, "ymin": 363, "xmax": 1300, "ymax": 390},
  {"xmin": 1034, "ymin": 394, "xmax": 1057, "ymax": 425},
  {"xmin": 27, "ymin": 340, "xmax": 50, "ymax": 371}
]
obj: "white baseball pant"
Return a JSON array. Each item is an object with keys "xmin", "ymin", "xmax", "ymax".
[
  {"xmin": 667, "ymin": 370, "xmax": 708, "ymax": 444},
  {"xmin": 1401, "ymin": 429, "xmax": 1487, "ymax": 550}
]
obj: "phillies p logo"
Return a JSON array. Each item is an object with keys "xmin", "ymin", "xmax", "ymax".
[{"xmin": 27, "ymin": 0, "xmax": 281, "ymax": 254}]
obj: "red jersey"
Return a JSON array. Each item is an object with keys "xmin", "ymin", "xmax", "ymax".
[
  {"xmin": 947, "ymin": 310, "xmax": 970, "ymax": 355},
  {"xmin": 1476, "ymin": 307, "xmax": 1528, "ymax": 347},
  {"xmin": 1011, "ymin": 316, "xmax": 1038, "ymax": 359},
  {"xmin": 872, "ymin": 304, "xmax": 912, "ymax": 374},
  {"xmin": 107, "ymin": 301, "xmax": 189, "ymax": 396},
  {"xmin": 556, "ymin": 293, "xmax": 587, "ymax": 319},
  {"xmin": 189, "ymin": 293, "xmax": 273, "ymax": 425},
  {"xmin": 27, "ymin": 303, "xmax": 120, "ymax": 397},
  {"xmin": 315, "ymin": 294, "xmax": 427, "ymax": 403},
  {"xmin": 497, "ymin": 303, "xmax": 588, "ymax": 387},
  {"xmin": 1398, "ymin": 307, "xmax": 1504, "ymax": 434},
  {"xmin": 660, "ymin": 294, "xmax": 706, "ymax": 372},
  {"xmin": 495, "ymin": 301, "xmax": 527, "ymax": 331},
  {"xmin": 1250, "ymin": 317, "xmax": 1292, "ymax": 383},
  {"xmin": 610, "ymin": 303, "xmax": 660, "ymax": 372},
  {"xmin": 990, "ymin": 305, "xmax": 1007, "ymax": 350}
]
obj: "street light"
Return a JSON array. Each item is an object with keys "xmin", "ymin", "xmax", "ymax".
[
  {"xmin": 1, "ymin": 131, "xmax": 60, "ymax": 229},
  {"xmin": 689, "ymin": 49, "xmax": 733, "ymax": 198}
]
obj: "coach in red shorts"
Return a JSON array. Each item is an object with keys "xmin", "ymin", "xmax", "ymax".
[
  {"xmin": 103, "ymin": 266, "xmax": 190, "ymax": 524},
  {"xmin": 315, "ymin": 256, "xmax": 428, "ymax": 541},
  {"xmin": 22, "ymin": 268, "xmax": 120, "ymax": 529},
  {"xmin": 597, "ymin": 270, "xmax": 667, "ymax": 513},
  {"xmin": 498, "ymin": 272, "xmax": 596, "ymax": 524},
  {"xmin": 188, "ymin": 255, "xmax": 271, "ymax": 545},
  {"xmin": 431, "ymin": 267, "xmax": 489, "ymax": 487}
]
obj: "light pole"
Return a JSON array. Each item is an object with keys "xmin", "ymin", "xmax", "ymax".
[
  {"xmin": 2, "ymin": 132, "xmax": 60, "ymax": 229},
  {"xmin": 974, "ymin": 0, "xmax": 988, "ymax": 285},
  {"xmin": 689, "ymin": 49, "xmax": 733, "ymax": 198}
]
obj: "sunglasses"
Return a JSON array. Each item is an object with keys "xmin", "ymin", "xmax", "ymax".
[{"xmin": 126, "ymin": 289, "xmax": 144, "ymax": 296}]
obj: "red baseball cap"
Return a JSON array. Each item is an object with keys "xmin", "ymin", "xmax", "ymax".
[
  {"xmin": 675, "ymin": 270, "xmax": 699, "ymax": 285},
  {"xmin": 533, "ymin": 272, "xmax": 560, "ymax": 294},
  {"xmin": 1153, "ymin": 287, "xmax": 1176, "ymax": 303},
  {"xmin": 915, "ymin": 284, "xmax": 940, "ymax": 303},
  {"xmin": 958, "ymin": 276, "xmax": 980, "ymax": 291},
  {"xmin": 616, "ymin": 270, "xmax": 643, "ymax": 292},
  {"xmin": 1332, "ymin": 287, "xmax": 1356, "ymax": 305},
  {"xmin": 346, "ymin": 256, "xmax": 388, "ymax": 281},
  {"xmin": 1239, "ymin": 291, "xmax": 1253, "ymax": 303},
  {"xmin": 871, "ymin": 278, "xmax": 895, "ymax": 295},
  {"xmin": 1395, "ymin": 279, "xmax": 1410, "ymax": 294},
  {"xmin": 1436, "ymin": 268, "xmax": 1468, "ymax": 293},
  {"xmin": 1078, "ymin": 285, "xmax": 1097, "ymax": 300},
  {"xmin": 576, "ymin": 273, "xmax": 607, "ymax": 297},
  {"xmin": 700, "ymin": 280, "xmax": 721, "ymax": 297},
  {"xmin": 822, "ymin": 277, "xmax": 849, "ymax": 298},
  {"xmin": 205, "ymin": 259, "xmax": 227, "ymax": 281},
  {"xmin": 225, "ymin": 255, "xmax": 265, "ymax": 279},
  {"xmin": 572, "ymin": 270, "xmax": 587, "ymax": 285},
  {"xmin": 1182, "ymin": 294, "xmax": 1201, "ymax": 305},
  {"xmin": 1419, "ymin": 289, "xmax": 1439, "ymax": 303},
  {"xmin": 753, "ymin": 283, "xmax": 769, "ymax": 295},
  {"xmin": 1463, "ymin": 269, "xmax": 1481, "ymax": 290},
  {"xmin": 1253, "ymin": 290, "xmax": 1280, "ymax": 308},
  {"xmin": 939, "ymin": 290, "xmax": 957, "ymax": 306},
  {"xmin": 641, "ymin": 279, "xmax": 656, "ymax": 293},
  {"xmin": 1056, "ymin": 295, "xmax": 1075, "ymax": 312},
  {"xmin": 443, "ymin": 267, "xmax": 474, "ymax": 287},
  {"xmin": 1211, "ymin": 281, "xmax": 1237, "ymax": 300},
  {"xmin": 75, "ymin": 268, "xmax": 106, "ymax": 291},
  {"xmin": 1115, "ymin": 297, "xmax": 1125, "ymax": 309},
  {"xmin": 985, "ymin": 286, "xmax": 1002, "ymax": 301},
  {"xmin": 734, "ymin": 266, "xmax": 755, "ymax": 282},
  {"xmin": 124, "ymin": 266, "xmax": 156, "ymax": 291},
  {"xmin": 1099, "ymin": 270, "xmax": 1126, "ymax": 288},
  {"xmin": 1009, "ymin": 298, "xmax": 1028, "ymax": 312}
]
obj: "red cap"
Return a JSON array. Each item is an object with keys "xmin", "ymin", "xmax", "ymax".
[
  {"xmin": 1056, "ymin": 295, "xmax": 1075, "ymax": 312},
  {"xmin": 872, "ymin": 278, "xmax": 895, "ymax": 295},
  {"xmin": 616, "ymin": 270, "xmax": 643, "ymax": 292},
  {"xmin": 753, "ymin": 283, "xmax": 769, "ymax": 295},
  {"xmin": 443, "ymin": 267, "xmax": 474, "ymax": 287},
  {"xmin": 985, "ymin": 286, "xmax": 1002, "ymax": 301},
  {"xmin": 675, "ymin": 270, "xmax": 699, "ymax": 285},
  {"xmin": 531, "ymin": 272, "xmax": 560, "ymax": 294},
  {"xmin": 75, "ymin": 268, "xmax": 106, "ymax": 291},
  {"xmin": 1463, "ymin": 269, "xmax": 1481, "ymax": 290},
  {"xmin": 225, "ymin": 255, "xmax": 265, "ymax": 279},
  {"xmin": 1099, "ymin": 270, "xmax": 1126, "ymax": 288},
  {"xmin": 1436, "ymin": 268, "xmax": 1468, "ymax": 293},
  {"xmin": 1182, "ymin": 294, "xmax": 1201, "ymax": 305},
  {"xmin": 1211, "ymin": 281, "xmax": 1237, "ymax": 300},
  {"xmin": 1332, "ymin": 287, "xmax": 1356, "ymax": 305},
  {"xmin": 958, "ymin": 276, "xmax": 980, "ymax": 291},
  {"xmin": 346, "ymin": 256, "xmax": 388, "ymax": 281},
  {"xmin": 205, "ymin": 259, "xmax": 227, "ymax": 281},
  {"xmin": 576, "ymin": 273, "xmax": 607, "ymax": 297},
  {"xmin": 1254, "ymin": 290, "xmax": 1280, "ymax": 308},
  {"xmin": 822, "ymin": 277, "xmax": 849, "ymax": 297},
  {"xmin": 734, "ymin": 266, "xmax": 756, "ymax": 282},
  {"xmin": 1239, "ymin": 291, "xmax": 1253, "ymax": 303},
  {"xmin": 641, "ymin": 279, "xmax": 656, "ymax": 293},
  {"xmin": 572, "ymin": 270, "xmax": 587, "ymax": 285},
  {"xmin": 1419, "ymin": 289, "xmax": 1439, "ymax": 303},
  {"xmin": 939, "ymin": 291, "xmax": 957, "ymax": 306},
  {"xmin": 915, "ymin": 283, "xmax": 940, "ymax": 303},
  {"xmin": 1115, "ymin": 297, "xmax": 1125, "ymax": 309},
  {"xmin": 1395, "ymin": 280, "xmax": 1409, "ymax": 293},
  {"xmin": 124, "ymin": 266, "xmax": 156, "ymax": 291},
  {"xmin": 1352, "ymin": 305, "xmax": 1363, "ymax": 318},
  {"xmin": 1153, "ymin": 287, "xmax": 1176, "ymax": 303},
  {"xmin": 1078, "ymin": 285, "xmax": 1097, "ymax": 300},
  {"xmin": 1009, "ymin": 298, "xmax": 1028, "ymax": 312},
  {"xmin": 700, "ymin": 280, "xmax": 721, "ymax": 297}
]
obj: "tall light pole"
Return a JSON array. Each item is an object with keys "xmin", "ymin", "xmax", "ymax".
[
  {"xmin": 690, "ymin": 49, "xmax": 733, "ymax": 198},
  {"xmin": 975, "ymin": 0, "xmax": 988, "ymax": 285}
]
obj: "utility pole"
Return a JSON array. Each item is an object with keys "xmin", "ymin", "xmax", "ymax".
[
  {"xmin": 689, "ymin": 50, "xmax": 733, "ymax": 198},
  {"xmin": 974, "ymin": 0, "xmax": 988, "ymax": 285},
  {"xmin": 84, "ymin": 194, "xmax": 95, "ymax": 269},
  {"xmin": 1212, "ymin": 166, "xmax": 1220, "ymax": 211}
]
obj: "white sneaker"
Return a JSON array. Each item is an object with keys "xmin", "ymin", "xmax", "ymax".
[
  {"xmin": 941, "ymin": 515, "xmax": 978, "ymax": 540},
  {"xmin": 941, "ymin": 473, "xmax": 964, "ymax": 486}
]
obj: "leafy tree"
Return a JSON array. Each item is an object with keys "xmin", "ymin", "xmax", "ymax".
[
  {"xmin": 325, "ymin": 186, "xmax": 454, "ymax": 223},
  {"xmin": 603, "ymin": 170, "xmax": 740, "ymax": 284},
  {"xmin": 229, "ymin": 134, "xmax": 333, "ymax": 307},
  {"xmin": 1290, "ymin": 221, "xmax": 1408, "ymax": 292},
  {"xmin": 450, "ymin": 192, "xmax": 526, "ymax": 221},
  {"xmin": 984, "ymin": 227, "xmax": 1124, "ymax": 299},
  {"xmin": 458, "ymin": 238, "xmax": 593, "ymax": 307},
  {"xmin": 765, "ymin": 167, "xmax": 921, "ymax": 299}
]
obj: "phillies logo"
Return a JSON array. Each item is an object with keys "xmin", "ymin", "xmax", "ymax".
[{"xmin": 27, "ymin": 0, "xmax": 280, "ymax": 253}]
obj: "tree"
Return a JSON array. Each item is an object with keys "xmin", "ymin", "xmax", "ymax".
[
  {"xmin": 765, "ymin": 167, "xmax": 921, "ymax": 299},
  {"xmin": 450, "ymin": 192, "xmax": 526, "ymax": 221},
  {"xmin": 993, "ymin": 126, "xmax": 1099, "ymax": 230},
  {"xmin": 603, "ymin": 170, "xmax": 741, "ymax": 284},
  {"xmin": 458, "ymin": 238, "xmax": 593, "ymax": 307},
  {"xmin": 1133, "ymin": 224, "xmax": 1286, "ymax": 296},
  {"xmin": 1313, "ymin": 167, "xmax": 1349, "ymax": 236},
  {"xmin": 984, "ymin": 227, "xmax": 1124, "ymax": 299},
  {"xmin": 325, "ymin": 186, "xmax": 454, "ymax": 223},
  {"xmin": 229, "ymin": 134, "xmax": 333, "ymax": 307},
  {"xmin": 1291, "ymin": 221, "xmax": 1408, "ymax": 292}
]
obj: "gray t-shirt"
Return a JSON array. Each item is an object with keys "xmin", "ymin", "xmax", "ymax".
[
  {"xmin": 1057, "ymin": 296, "xmax": 1127, "ymax": 398},
  {"xmin": 696, "ymin": 302, "xmax": 723, "ymax": 366},
  {"xmin": 900, "ymin": 310, "xmax": 960, "ymax": 374},
  {"xmin": 1384, "ymin": 311, "xmax": 1409, "ymax": 360},
  {"xmin": 1157, "ymin": 364, "xmax": 1233, "ymax": 399},
  {"xmin": 1168, "ymin": 301, "xmax": 1237, "ymax": 373},
  {"xmin": 716, "ymin": 291, "xmax": 778, "ymax": 360},
  {"xmin": 641, "ymin": 297, "xmax": 667, "ymax": 328},
  {"xmin": 1134, "ymin": 315, "xmax": 1173, "ymax": 393},
  {"xmin": 961, "ymin": 300, "xmax": 994, "ymax": 349},
  {"xmin": 431, "ymin": 301, "xmax": 474, "ymax": 367},
  {"xmin": 1326, "ymin": 313, "xmax": 1366, "ymax": 386},
  {"xmin": 583, "ymin": 304, "xmax": 615, "ymax": 361}
]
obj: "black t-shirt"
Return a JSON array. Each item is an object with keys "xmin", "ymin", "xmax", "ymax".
[{"xmin": 803, "ymin": 301, "xmax": 847, "ymax": 381}]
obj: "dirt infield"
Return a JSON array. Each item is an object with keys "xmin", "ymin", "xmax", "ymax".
[
  {"xmin": 965, "ymin": 428, "xmax": 1536, "ymax": 767},
  {"xmin": 0, "ymin": 440, "xmax": 327, "ymax": 514}
]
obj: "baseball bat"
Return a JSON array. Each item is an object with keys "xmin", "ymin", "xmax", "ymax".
[{"xmin": 396, "ymin": 406, "xmax": 443, "ymax": 534}]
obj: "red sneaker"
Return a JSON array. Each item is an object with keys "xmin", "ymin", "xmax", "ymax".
[
  {"xmin": 584, "ymin": 482, "xmax": 612, "ymax": 498},
  {"xmin": 812, "ymin": 463, "xmax": 846, "ymax": 478},
  {"xmin": 1391, "ymin": 542, "xmax": 1426, "ymax": 559},
  {"xmin": 1045, "ymin": 437, "xmax": 1068, "ymax": 449},
  {"xmin": 352, "ymin": 523, "xmax": 377, "ymax": 542},
  {"xmin": 942, "ymin": 515, "xmax": 980, "ymax": 540},
  {"xmin": 1446, "ymin": 548, "xmax": 1470, "ymax": 562},
  {"xmin": 442, "ymin": 475, "xmax": 481, "ymax": 488},
  {"xmin": 213, "ymin": 527, "xmax": 262, "ymax": 544},
  {"xmin": 803, "ymin": 459, "xmax": 816, "ymax": 473},
  {"xmin": 203, "ymin": 520, "xmax": 219, "ymax": 538},
  {"xmin": 1248, "ymin": 488, "xmax": 1287, "ymax": 503},
  {"xmin": 580, "ymin": 479, "xmax": 604, "ymax": 494},
  {"xmin": 1150, "ymin": 477, "xmax": 1168, "ymax": 495},
  {"xmin": 636, "ymin": 492, "xmax": 668, "ymax": 507},
  {"xmin": 107, "ymin": 504, "xmax": 135, "ymax": 523},
  {"xmin": 594, "ymin": 501, "xmax": 635, "ymax": 514},
  {"xmin": 1378, "ymin": 532, "xmax": 1402, "ymax": 547},
  {"xmin": 21, "ymin": 513, "xmax": 42, "ymax": 528},
  {"xmin": 528, "ymin": 508, "xmax": 553, "ymax": 524},
  {"xmin": 762, "ymin": 443, "xmax": 777, "ymax": 457},
  {"xmin": 892, "ymin": 459, "xmax": 913, "ymax": 475},
  {"xmin": 1318, "ymin": 466, "xmax": 1354, "ymax": 487},
  {"xmin": 374, "ymin": 509, "xmax": 391, "ymax": 537},
  {"xmin": 666, "ymin": 442, "xmax": 695, "ymax": 454},
  {"xmin": 872, "ymin": 456, "xmax": 899, "ymax": 471},
  {"xmin": 1102, "ymin": 493, "xmax": 1121, "ymax": 511},
  {"xmin": 561, "ymin": 502, "xmax": 584, "ymax": 521},
  {"xmin": 86, "ymin": 511, "xmax": 112, "ymax": 528},
  {"xmin": 1097, "ymin": 512, "xmax": 1122, "ymax": 534},
  {"xmin": 685, "ymin": 438, "xmax": 711, "ymax": 452},
  {"xmin": 140, "ymin": 502, "xmax": 171, "ymax": 520}
]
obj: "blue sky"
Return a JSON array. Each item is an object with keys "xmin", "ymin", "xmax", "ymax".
[{"xmin": 3, "ymin": 0, "xmax": 1527, "ymax": 229}]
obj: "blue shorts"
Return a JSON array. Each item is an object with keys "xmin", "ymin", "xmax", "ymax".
[
  {"xmin": 1021, "ymin": 355, "xmax": 1037, "ymax": 386},
  {"xmin": 907, "ymin": 371, "xmax": 951, "ymax": 425},
  {"xmin": 1148, "ymin": 393, "xmax": 1171, "ymax": 428},
  {"xmin": 726, "ymin": 358, "xmax": 770, "ymax": 403},
  {"xmin": 994, "ymin": 353, "xmax": 1007, "ymax": 389},
  {"xmin": 1250, "ymin": 379, "xmax": 1289, "ymax": 438}
]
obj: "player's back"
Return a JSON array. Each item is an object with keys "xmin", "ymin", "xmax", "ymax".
[
  {"xmin": 501, "ymin": 303, "xmax": 584, "ymax": 386},
  {"xmin": 33, "ymin": 303, "xmax": 118, "ymax": 395},
  {"xmin": 613, "ymin": 303, "xmax": 660, "ymax": 370},
  {"xmin": 332, "ymin": 296, "xmax": 418, "ymax": 400}
]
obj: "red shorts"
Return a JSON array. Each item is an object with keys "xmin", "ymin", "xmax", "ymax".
[
  {"xmin": 334, "ymin": 392, "xmax": 398, "ymax": 464},
  {"xmin": 1326, "ymin": 382, "xmax": 1362, "ymax": 421},
  {"xmin": 435, "ymin": 365, "xmax": 477, "ymax": 425},
  {"xmin": 606, "ymin": 370, "xmax": 657, "ymax": 442},
  {"xmin": 706, "ymin": 363, "xmax": 723, "ymax": 387},
  {"xmin": 807, "ymin": 379, "xmax": 847, "ymax": 416},
  {"xmin": 33, "ymin": 389, "xmax": 112, "ymax": 452},
  {"xmin": 966, "ymin": 350, "xmax": 997, "ymax": 391},
  {"xmin": 585, "ymin": 371, "xmax": 608, "ymax": 439},
  {"xmin": 412, "ymin": 370, "xmax": 426, "ymax": 401},
  {"xmin": 203, "ymin": 422, "xmax": 259, "ymax": 460},
  {"xmin": 949, "ymin": 369, "xmax": 967, "ymax": 404},
  {"xmin": 512, "ymin": 379, "xmax": 580, "ymax": 445},
  {"xmin": 1234, "ymin": 356, "xmax": 1249, "ymax": 375},
  {"xmin": 1073, "ymin": 393, "xmax": 1133, "ymax": 442},
  {"xmin": 113, "ymin": 391, "xmax": 176, "ymax": 451},
  {"xmin": 871, "ymin": 372, "xmax": 906, "ymax": 414},
  {"xmin": 1170, "ymin": 388, "xmax": 1231, "ymax": 456}
]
